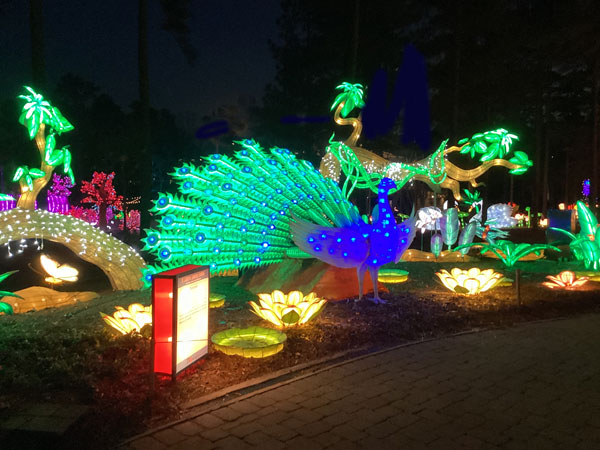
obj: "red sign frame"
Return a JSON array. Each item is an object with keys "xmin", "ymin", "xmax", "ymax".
[{"xmin": 151, "ymin": 264, "xmax": 209, "ymax": 380}]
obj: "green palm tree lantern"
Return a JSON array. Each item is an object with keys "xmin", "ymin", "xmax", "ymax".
[
  {"xmin": 14, "ymin": 86, "xmax": 75, "ymax": 210},
  {"xmin": 330, "ymin": 82, "xmax": 365, "ymax": 146}
]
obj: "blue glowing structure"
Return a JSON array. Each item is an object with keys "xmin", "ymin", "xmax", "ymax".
[{"xmin": 291, "ymin": 178, "xmax": 416, "ymax": 303}]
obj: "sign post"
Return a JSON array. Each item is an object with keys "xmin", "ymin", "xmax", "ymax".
[{"xmin": 151, "ymin": 264, "xmax": 209, "ymax": 380}]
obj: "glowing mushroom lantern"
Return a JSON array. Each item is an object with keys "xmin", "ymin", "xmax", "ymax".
[
  {"xmin": 436, "ymin": 267, "xmax": 508, "ymax": 295},
  {"xmin": 249, "ymin": 290, "xmax": 326, "ymax": 327},
  {"xmin": 542, "ymin": 271, "xmax": 589, "ymax": 290}
]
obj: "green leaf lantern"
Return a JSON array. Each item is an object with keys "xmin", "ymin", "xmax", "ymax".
[{"xmin": 431, "ymin": 233, "xmax": 443, "ymax": 258}]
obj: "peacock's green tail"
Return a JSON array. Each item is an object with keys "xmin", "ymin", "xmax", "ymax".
[{"xmin": 142, "ymin": 139, "xmax": 361, "ymax": 286}]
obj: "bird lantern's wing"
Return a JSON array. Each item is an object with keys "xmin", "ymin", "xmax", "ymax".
[
  {"xmin": 290, "ymin": 217, "xmax": 369, "ymax": 268},
  {"xmin": 394, "ymin": 213, "xmax": 417, "ymax": 263}
]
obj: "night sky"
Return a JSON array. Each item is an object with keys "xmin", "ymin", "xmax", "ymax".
[{"xmin": 0, "ymin": 0, "xmax": 280, "ymax": 119}]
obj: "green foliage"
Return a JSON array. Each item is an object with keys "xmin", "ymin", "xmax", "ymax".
[
  {"xmin": 458, "ymin": 129, "xmax": 521, "ymax": 162},
  {"xmin": 550, "ymin": 201, "xmax": 600, "ymax": 271},
  {"xmin": 0, "ymin": 270, "xmax": 22, "ymax": 300},
  {"xmin": 331, "ymin": 82, "xmax": 365, "ymax": 118},
  {"xmin": 0, "ymin": 302, "xmax": 13, "ymax": 315},
  {"xmin": 508, "ymin": 151, "xmax": 533, "ymax": 175},
  {"xmin": 455, "ymin": 240, "xmax": 560, "ymax": 268},
  {"xmin": 462, "ymin": 189, "xmax": 482, "ymax": 209},
  {"xmin": 18, "ymin": 86, "xmax": 73, "ymax": 139},
  {"xmin": 12, "ymin": 166, "xmax": 45, "ymax": 190}
]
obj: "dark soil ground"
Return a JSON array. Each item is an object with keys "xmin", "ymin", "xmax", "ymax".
[{"xmin": 1, "ymin": 233, "xmax": 599, "ymax": 449}]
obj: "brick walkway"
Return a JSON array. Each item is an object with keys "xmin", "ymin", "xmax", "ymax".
[{"xmin": 122, "ymin": 314, "xmax": 600, "ymax": 449}]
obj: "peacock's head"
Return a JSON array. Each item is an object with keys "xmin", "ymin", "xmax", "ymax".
[{"xmin": 378, "ymin": 177, "xmax": 397, "ymax": 194}]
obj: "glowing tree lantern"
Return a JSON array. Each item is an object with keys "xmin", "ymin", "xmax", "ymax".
[
  {"xmin": 436, "ymin": 268, "xmax": 509, "ymax": 295},
  {"xmin": 248, "ymin": 290, "xmax": 327, "ymax": 327},
  {"xmin": 69, "ymin": 206, "xmax": 98, "ymax": 225},
  {"xmin": 47, "ymin": 174, "xmax": 73, "ymax": 214},
  {"xmin": 13, "ymin": 87, "xmax": 74, "ymax": 210},
  {"xmin": 125, "ymin": 210, "xmax": 141, "ymax": 233},
  {"xmin": 81, "ymin": 171, "xmax": 123, "ymax": 229},
  {"xmin": 542, "ymin": 271, "xmax": 589, "ymax": 290},
  {"xmin": 321, "ymin": 81, "xmax": 532, "ymax": 202},
  {"xmin": 152, "ymin": 265, "xmax": 209, "ymax": 380}
]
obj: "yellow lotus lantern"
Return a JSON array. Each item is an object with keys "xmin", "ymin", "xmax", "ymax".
[
  {"xmin": 100, "ymin": 303, "xmax": 152, "ymax": 335},
  {"xmin": 436, "ymin": 267, "xmax": 508, "ymax": 295},
  {"xmin": 542, "ymin": 271, "xmax": 589, "ymax": 289},
  {"xmin": 249, "ymin": 290, "xmax": 326, "ymax": 327}
]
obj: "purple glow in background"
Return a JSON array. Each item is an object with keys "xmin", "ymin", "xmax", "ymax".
[
  {"xmin": 583, "ymin": 179, "xmax": 591, "ymax": 198},
  {"xmin": 47, "ymin": 194, "xmax": 70, "ymax": 214}
]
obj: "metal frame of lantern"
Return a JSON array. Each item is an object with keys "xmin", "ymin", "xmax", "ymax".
[{"xmin": 151, "ymin": 264, "xmax": 210, "ymax": 380}]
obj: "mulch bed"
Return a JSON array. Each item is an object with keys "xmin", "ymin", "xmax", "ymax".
[{"xmin": 1, "ymin": 257, "xmax": 599, "ymax": 449}]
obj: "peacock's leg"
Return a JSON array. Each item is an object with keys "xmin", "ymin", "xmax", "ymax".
[
  {"xmin": 369, "ymin": 268, "xmax": 386, "ymax": 305},
  {"xmin": 356, "ymin": 264, "xmax": 367, "ymax": 302}
]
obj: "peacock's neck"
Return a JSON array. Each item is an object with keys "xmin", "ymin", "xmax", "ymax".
[{"xmin": 375, "ymin": 190, "xmax": 394, "ymax": 227}]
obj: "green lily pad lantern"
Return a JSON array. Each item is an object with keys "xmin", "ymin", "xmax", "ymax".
[
  {"xmin": 209, "ymin": 293, "xmax": 225, "ymax": 308},
  {"xmin": 377, "ymin": 269, "xmax": 409, "ymax": 284},
  {"xmin": 211, "ymin": 326, "xmax": 286, "ymax": 358}
]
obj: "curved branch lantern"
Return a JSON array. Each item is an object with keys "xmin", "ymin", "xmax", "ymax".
[{"xmin": 322, "ymin": 82, "xmax": 533, "ymax": 201}]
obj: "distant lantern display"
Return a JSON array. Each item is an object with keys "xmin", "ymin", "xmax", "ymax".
[{"xmin": 583, "ymin": 179, "xmax": 591, "ymax": 198}]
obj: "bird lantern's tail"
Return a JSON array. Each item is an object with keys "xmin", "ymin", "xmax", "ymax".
[{"xmin": 142, "ymin": 139, "xmax": 361, "ymax": 285}]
